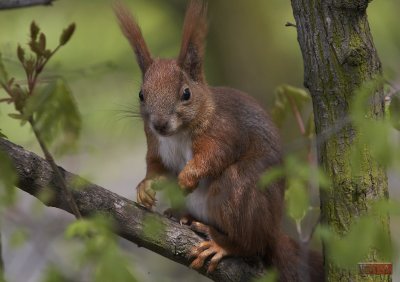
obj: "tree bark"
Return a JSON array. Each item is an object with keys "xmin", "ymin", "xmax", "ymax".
[
  {"xmin": 0, "ymin": 137, "xmax": 265, "ymax": 282},
  {"xmin": 290, "ymin": 0, "xmax": 390, "ymax": 281}
]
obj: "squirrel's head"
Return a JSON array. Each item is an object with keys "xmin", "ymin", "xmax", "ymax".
[{"xmin": 115, "ymin": 0, "xmax": 213, "ymax": 137}]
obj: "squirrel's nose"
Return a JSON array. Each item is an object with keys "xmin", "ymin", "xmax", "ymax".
[{"xmin": 153, "ymin": 121, "xmax": 169, "ymax": 134}]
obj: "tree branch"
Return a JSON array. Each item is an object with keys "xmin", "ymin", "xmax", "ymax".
[
  {"xmin": 0, "ymin": 0, "xmax": 54, "ymax": 10},
  {"xmin": 0, "ymin": 137, "xmax": 265, "ymax": 282}
]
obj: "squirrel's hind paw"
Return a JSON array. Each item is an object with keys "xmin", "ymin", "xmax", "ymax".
[{"xmin": 189, "ymin": 240, "xmax": 229, "ymax": 273}]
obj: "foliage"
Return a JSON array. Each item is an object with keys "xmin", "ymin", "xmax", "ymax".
[
  {"xmin": 0, "ymin": 22, "xmax": 80, "ymax": 154},
  {"xmin": 153, "ymin": 178, "xmax": 186, "ymax": 211},
  {"xmin": 265, "ymin": 80, "xmax": 399, "ymax": 279},
  {"xmin": 65, "ymin": 216, "xmax": 138, "ymax": 282},
  {"xmin": 317, "ymin": 199, "xmax": 399, "ymax": 269},
  {"xmin": 0, "ymin": 2, "xmax": 398, "ymax": 281},
  {"xmin": 9, "ymin": 228, "xmax": 29, "ymax": 249},
  {"xmin": 350, "ymin": 80, "xmax": 399, "ymax": 170},
  {"xmin": 254, "ymin": 270, "xmax": 278, "ymax": 282},
  {"xmin": 271, "ymin": 84, "xmax": 311, "ymax": 130}
]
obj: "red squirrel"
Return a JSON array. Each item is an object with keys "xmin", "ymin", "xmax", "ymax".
[{"xmin": 114, "ymin": 1, "xmax": 324, "ymax": 281}]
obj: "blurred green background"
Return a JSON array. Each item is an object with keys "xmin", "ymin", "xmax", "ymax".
[{"xmin": 0, "ymin": 0, "xmax": 399, "ymax": 281}]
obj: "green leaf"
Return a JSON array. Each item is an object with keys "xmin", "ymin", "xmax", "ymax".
[
  {"xmin": 258, "ymin": 166, "xmax": 285, "ymax": 189},
  {"xmin": 60, "ymin": 23, "xmax": 76, "ymax": 46},
  {"xmin": 66, "ymin": 218, "xmax": 103, "ymax": 239},
  {"xmin": 285, "ymin": 179, "xmax": 309, "ymax": 222},
  {"xmin": 319, "ymin": 216, "xmax": 392, "ymax": 269},
  {"xmin": 388, "ymin": 92, "xmax": 400, "ymax": 131},
  {"xmin": 65, "ymin": 216, "xmax": 138, "ymax": 282},
  {"xmin": 8, "ymin": 113, "xmax": 24, "ymax": 120},
  {"xmin": 38, "ymin": 33, "xmax": 46, "ymax": 54},
  {"xmin": 0, "ymin": 129, "xmax": 6, "ymax": 139},
  {"xmin": 254, "ymin": 270, "xmax": 278, "ymax": 282},
  {"xmin": 42, "ymin": 266, "xmax": 71, "ymax": 282},
  {"xmin": 9, "ymin": 229, "xmax": 29, "ymax": 248},
  {"xmin": 17, "ymin": 45, "xmax": 25, "ymax": 64},
  {"xmin": 26, "ymin": 78, "xmax": 81, "ymax": 154},
  {"xmin": 280, "ymin": 84, "xmax": 310, "ymax": 104},
  {"xmin": 351, "ymin": 79, "xmax": 384, "ymax": 125},
  {"xmin": 30, "ymin": 21, "xmax": 40, "ymax": 41},
  {"xmin": 271, "ymin": 84, "xmax": 310, "ymax": 127},
  {"xmin": 157, "ymin": 179, "xmax": 185, "ymax": 210}
]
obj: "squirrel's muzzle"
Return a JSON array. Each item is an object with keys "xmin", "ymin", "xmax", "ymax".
[{"xmin": 152, "ymin": 120, "xmax": 170, "ymax": 136}]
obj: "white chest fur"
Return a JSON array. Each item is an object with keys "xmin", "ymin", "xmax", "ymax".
[
  {"xmin": 157, "ymin": 132, "xmax": 192, "ymax": 175},
  {"xmin": 156, "ymin": 133, "xmax": 210, "ymax": 224}
]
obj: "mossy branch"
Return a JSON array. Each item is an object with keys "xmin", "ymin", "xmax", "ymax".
[{"xmin": 0, "ymin": 137, "xmax": 266, "ymax": 282}]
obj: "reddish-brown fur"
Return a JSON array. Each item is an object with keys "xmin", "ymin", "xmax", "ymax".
[{"xmin": 114, "ymin": 1, "xmax": 324, "ymax": 281}]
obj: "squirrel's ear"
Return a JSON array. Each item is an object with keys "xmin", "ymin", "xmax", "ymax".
[
  {"xmin": 178, "ymin": 0, "xmax": 208, "ymax": 82},
  {"xmin": 114, "ymin": 1, "xmax": 153, "ymax": 75}
]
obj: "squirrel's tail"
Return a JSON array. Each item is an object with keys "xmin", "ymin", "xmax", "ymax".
[{"xmin": 269, "ymin": 234, "xmax": 324, "ymax": 282}]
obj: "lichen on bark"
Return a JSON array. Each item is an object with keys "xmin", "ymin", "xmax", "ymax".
[{"xmin": 290, "ymin": 0, "xmax": 390, "ymax": 281}]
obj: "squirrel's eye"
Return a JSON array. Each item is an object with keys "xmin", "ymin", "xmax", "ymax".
[
  {"xmin": 139, "ymin": 90, "xmax": 144, "ymax": 102},
  {"xmin": 182, "ymin": 88, "xmax": 191, "ymax": 101}
]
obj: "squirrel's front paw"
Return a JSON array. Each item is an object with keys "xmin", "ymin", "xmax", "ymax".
[
  {"xmin": 178, "ymin": 170, "xmax": 199, "ymax": 192},
  {"xmin": 136, "ymin": 179, "xmax": 157, "ymax": 209}
]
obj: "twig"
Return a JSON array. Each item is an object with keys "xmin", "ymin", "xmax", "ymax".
[
  {"xmin": 302, "ymin": 214, "xmax": 321, "ymax": 244},
  {"xmin": 0, "ymin": 137, "xmax": 266, "ymax": 282},
  {"xmin": 0, "ymin": 0, "xmax": 54, "ymax": 10},
  {"xmin": 285, "ymin": 21, "xmax": 297, "ymax": 28},
  {"xmin": 287, "ymin": 95, "xmax": 306, "ymax": 136},
  {"xmin": 29, "ymin": 118, "xmax": 82, "ymax": 219}
]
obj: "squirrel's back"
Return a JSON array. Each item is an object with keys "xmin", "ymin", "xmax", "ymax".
[{"xmin": 210, "ymin": 86, "xmax": 282, "ymax": 168}]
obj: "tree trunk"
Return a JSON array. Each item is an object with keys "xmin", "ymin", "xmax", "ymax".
[{"xmin": 289, "ymin": 0, "xmax": 390, "ymax": 281}]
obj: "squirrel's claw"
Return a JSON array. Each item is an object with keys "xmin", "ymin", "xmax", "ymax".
[
  {"xmin": 136, "ymin": 179, "xmax": 157, "ymax": 209},
  {"xmin": 190, "ymin": 221, "xmax": 211, "ymax": 236},
  {"xmin": 189, "ymin": 240, "xmax": 229, "ymax": 273}
]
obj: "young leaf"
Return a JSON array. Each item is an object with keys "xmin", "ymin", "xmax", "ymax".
[
  {"xmin": 271, "ymin": 84, "xmax": 311, "ymax": 127},
  {"xmin": 17, "ymin": 45, "xmax": 25, "ymax": 64},
  {"xmin": 38, "ymin": 33, "xmax": 46, "ymax": 54},
  {"xmin": 60, "ymin": 23, "xmax": 76, "ymax": 46},
  {"xmin": 30, "ymin": 21, "xmax": 40, "ymax": 41},
  {"xmin": 65, "ymin": 216, "xmax": 138, "ymax": 282},
  {"xmin": 285, "ymin": 179, "xmax": 309, "ymax": 222},
  {"xmin": 258, "ymin": 166, "xmax": 285, "ymax": 188},
  {"xmin": 26, "ymin": 78, "xmax": 81, "ymax": 154},
  {"xmin": 8, "ymin": 113, "xmax": 24, "ymax": 120}
]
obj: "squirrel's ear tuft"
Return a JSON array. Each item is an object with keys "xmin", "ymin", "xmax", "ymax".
[
  {"xmin": 114, "ymin": 0, "xmax": 153, "ymax": 75},
  {"xmin": 178, "ymin": 0, "xmax": 208, "ymax": 82}
]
